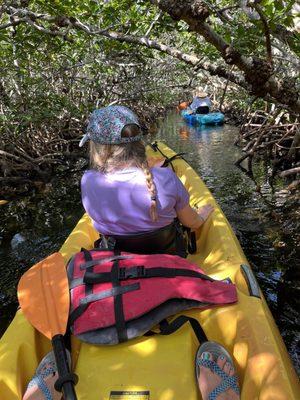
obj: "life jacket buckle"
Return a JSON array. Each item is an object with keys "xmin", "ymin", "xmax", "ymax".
[{"xmin": 118, "ymin": 266, "xmax": 146, "ymax": 280}]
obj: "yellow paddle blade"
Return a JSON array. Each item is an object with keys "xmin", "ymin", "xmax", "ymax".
[{"xmin": 18, "ymin": 252, "xmax": 69, "ymax": 339}]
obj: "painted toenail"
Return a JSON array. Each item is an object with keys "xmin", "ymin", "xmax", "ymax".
[
  {"xmin": 220, "ymin": 355, "xmax": 224, "ymax": 360},
  {"xmin": 203, "ymin": 352, "xmax": 210, "ymax": 360}
]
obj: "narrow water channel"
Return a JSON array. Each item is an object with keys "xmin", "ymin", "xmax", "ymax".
[
  {"xmin": 0, "ymin": 111, "xmax": 299, "ymax": 373},
  {"xmin": 155, "ymin": 112, "xmax": 299, "ymax": 373}
]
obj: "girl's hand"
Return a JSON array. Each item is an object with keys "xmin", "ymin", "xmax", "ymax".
[
  {"xmin": 197, "ymin": 204, "xmax": 214, "ymax": 222},
  {"xmin": 177, "ymin": 204, "xmax": 214, "ymax": 230},
  {"xmin": 147, "ymin": 157, "xmax": 165, "ymax": 168}
]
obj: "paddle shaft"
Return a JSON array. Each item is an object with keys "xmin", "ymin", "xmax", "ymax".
[{"xmin": 52, "ymin": 334, "xmax": 77, "ymax": 400}]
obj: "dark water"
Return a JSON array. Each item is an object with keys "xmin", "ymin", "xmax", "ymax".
[
  {"xmin": 155, "ymin": 113, "xmax": 300, "ymax": 373},
  {"xmin": 0, "ymin": 112, "xmax": 299, "ymax": 373}
]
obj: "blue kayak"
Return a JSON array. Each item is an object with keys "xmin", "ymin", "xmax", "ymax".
[{"xmin": 182, "ymin": 110, "xmax": 225, "ymax": 125}]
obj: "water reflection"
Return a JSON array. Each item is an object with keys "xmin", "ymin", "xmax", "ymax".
[
  {"xmin": 179, "ymin": 126, "xmax": 190, "ymax": 140},
  {"xmin": 181, "ymin": 123, "xmax": 224, "ymax": 142},
  {"xmin": 154, "ymin": 112, "xmax": 299, "ymax": 373}
]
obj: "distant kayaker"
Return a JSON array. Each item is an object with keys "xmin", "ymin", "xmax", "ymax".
[
  {"xmin": 189, "ymin": 89, "xmax": 212, "ymax": 115},
  {"xmin": 79, "ymin": 105, "xmax": 214, "ymax": 255}
]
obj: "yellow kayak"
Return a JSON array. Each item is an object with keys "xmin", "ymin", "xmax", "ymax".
[{"xmin": 0, "ymin": 141, "xmax": 299, "ymax": 400}]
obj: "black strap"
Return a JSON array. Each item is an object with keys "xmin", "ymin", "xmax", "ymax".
[
  {"xmin": 79, "ymin": 255, "xmax": 133, "ymax": 270},
  {"xmin": 124, "ymin": 267, "xmax": 214, "ymax": 281},
  {"xmin": 83, "ymin": 248, "xmax": 94, "ymax": 297},
  {"xmin": 54, "ymin": 372, "xmax": 79, "ymax": 392},
  {"xmin": 111, "ymin": 254, "xmax": 128, "ymax": 342},
  {"xmin": 84, "ymin": 266, "xmax": 215, "ymax": 285},
  {"xmin": 187, "ymin": 231, "xmax": 197, "ymax": 254},
  {"xmin": 68, "ymin": 302, "xmax": 89, "ymax": 326},
  {"xmin": 174, "ymin": 222, "xmax": 188, "ymax": 258},
  {"xmin": 162, "ymin": 153, "xmax": 187, "ymax": 168},
  {"xmin": 149, "ymin": 141, "xmax": 186, "ymax": 172},
  {"xmin": 79, "ymin": 283, "xmax": 140, "ymax": 305},
  {"xmin": 82, "ymin": 249, "xmax": 93, "ymax": 263},
  {"xmin": 147, "ymin": 315, "xmax": 208, "ymax": 344},
  {"xmin": 69, "ymin": 249, "xmax": 94, "ymax": 326}
]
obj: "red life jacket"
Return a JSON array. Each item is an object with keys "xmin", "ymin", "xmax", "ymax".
[{"xmin": 67, "ymin": 249, "xmax": 237, "ymax": 345}]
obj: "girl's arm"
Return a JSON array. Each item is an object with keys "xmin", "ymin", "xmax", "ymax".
[{"xmin": 177, "ymin": 204, "xmax": 214, "ymax": 229}]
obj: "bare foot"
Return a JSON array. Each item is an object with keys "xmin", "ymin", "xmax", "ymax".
[
  {"xmin": 23, "ymin": 351, "xmax": 64, "ymax": 400},
  {"xmin": 197, "ymin": 351, "xmax": 240, "ymax": 400}
]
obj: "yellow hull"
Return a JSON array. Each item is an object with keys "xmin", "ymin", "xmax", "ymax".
[{"xmin": 0, "ymin": 142, "xmax": 299, "ymax": 399}]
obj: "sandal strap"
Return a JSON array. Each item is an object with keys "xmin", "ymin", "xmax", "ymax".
[
  {"xmin": 197, "ymin": 359, "xmax": 239, "ymax": 399},
  {"xmin": 28, "ymin": 375, "xmax": 53, "ymax": 400},
  {"xmin": 26, "ymin": 365, "xmax": 57, "ymax": 400},
  {"xmin": 208, "ymin": 376, "xmax": 240, "ymax": 400},
  {"xmin": 40, "ymin": 366, "xmax": 56, "ymax": 379}
]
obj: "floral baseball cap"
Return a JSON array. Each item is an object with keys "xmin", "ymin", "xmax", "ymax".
[{"xmin": 79, "ymin": 105, "xmax": 142, "ymax": 147}]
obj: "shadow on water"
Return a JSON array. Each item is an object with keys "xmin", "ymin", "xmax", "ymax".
[{"xmin": 0, "ymin": 111, "xmax": 299, "ymax": 374}]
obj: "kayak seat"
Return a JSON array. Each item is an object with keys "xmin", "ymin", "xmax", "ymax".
[{"xmin": 95, "ymin": 219, "xmax": 189, "ymax": 258}]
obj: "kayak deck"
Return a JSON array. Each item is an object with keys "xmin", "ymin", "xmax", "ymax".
[{"xmin": 0, "ymin": 142, "xmax": 299, "ymax": 399}]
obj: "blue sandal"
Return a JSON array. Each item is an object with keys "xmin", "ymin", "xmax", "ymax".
[
  {"xmin": 195, "ymin": 341, "xmax": 240, "ymax": 400},
  {"xmin": 23, "ymin": 351, "xmax": 70, "ymax": 400}
]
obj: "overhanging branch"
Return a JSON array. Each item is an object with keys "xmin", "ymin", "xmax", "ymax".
[
  {"xmin": 0, "ymin": 6, "xmax": 248, "ymax": 89},
  {"xmin": 149, "ymin": 0, "xmax": 300, "ymax": 113}
]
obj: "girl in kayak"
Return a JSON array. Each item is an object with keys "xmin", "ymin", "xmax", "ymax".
[
  {"xmin": 22, "ymin": 106, "xmax": 240, "ymax": 400},
  {"xmin": 79, "ymin": 105, "xmax": 214, "ymax": 255}
]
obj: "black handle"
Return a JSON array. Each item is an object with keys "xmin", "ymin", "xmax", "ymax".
[
  {"xmin": 52, "ymin": 334, "xmax": 78, "ymax": 400},
  {"xmin": 187, "ymin": 231, "xmax": 197, "ymax": 254}
]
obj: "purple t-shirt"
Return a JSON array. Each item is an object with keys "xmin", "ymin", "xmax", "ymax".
[{"xmin": 81, "ymin": 167, "xmax": 190, "ymax": 235}]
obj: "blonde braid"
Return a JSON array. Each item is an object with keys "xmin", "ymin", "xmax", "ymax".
[
  {"xmin": 141, "ymin": 161, "xmax": 158, "ymax": 222},
  {"xmin": 90, "ymin": 123, "xmax": 159, "ymax": 222}
]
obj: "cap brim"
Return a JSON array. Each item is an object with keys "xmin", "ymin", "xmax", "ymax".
[{"xmin": 79, "ymin": 134, "xmax": 89, "ymax": 147}]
